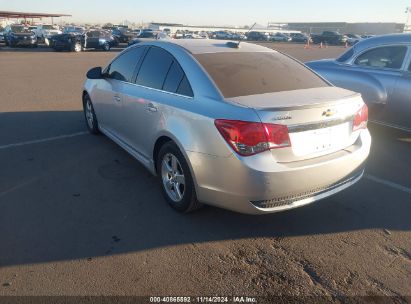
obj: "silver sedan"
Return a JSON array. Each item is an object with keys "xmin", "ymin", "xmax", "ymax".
[
  {"xmin": 83, "ymin": 40, "xmax": 371, "ymax": 214},
  {"xmin": 306, "ymin": 34, "xmax": 411, "ymax": 132}
]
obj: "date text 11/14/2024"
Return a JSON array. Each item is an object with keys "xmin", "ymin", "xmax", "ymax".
[{"xmin": 149, "ymin": 296, "xmax": 257, "ymax": 303}]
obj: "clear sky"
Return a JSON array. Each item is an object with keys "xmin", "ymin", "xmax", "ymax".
[{"xmin": 0, "ymin": 0, "xmax": 409, "ymax": 26}]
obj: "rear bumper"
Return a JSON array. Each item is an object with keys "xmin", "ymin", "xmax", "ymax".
[{"xmin": 188, "ymin": 129, "xmax": 371, "ymax": 214}]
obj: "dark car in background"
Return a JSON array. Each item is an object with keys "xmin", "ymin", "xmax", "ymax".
[
  {"xmin": 0, "ymin": 27, "xmax": 4, "ymax": 43},
  {"xmin": 49, "ymin": 33, "xmax": 83, "ymax": 52},
  {"xmin": 269, "ymin": 32, "xmax": 291, "ymax": 42},
  {"xmin": 3, "ymin": 24, "xmax": 37, "ymax": 47},
  {"xmin": 128, "ymin": 31, "xmax": 169, "ymax": 46},
  {"xmin": 247, "ymin": 31, "xmax": 268, "ymax": 41},
  {"xmin": 290, "ymin": 33, "xmax": 311, "ymax": 43},
  {"xmin": 111, "ymin": 27, "xmax": 136, "ymax": 43},
  {"xmin": 62, "ymin": 26, "xmax": 85, "ymax": 35},
  {"xmin": 50, "ymin": 30, "xmax": 116, "ymax": 52},
  {"xmin": 311, "ymin": 31, "xmax": 347, "ymax": 45}
]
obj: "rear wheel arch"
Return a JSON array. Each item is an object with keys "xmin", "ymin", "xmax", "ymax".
[
  {"xmin": 153, "ymin": 136, "xmax": 173, "ymax": 172},
  {"xmin": 155, "ymin": 140, "xmax": 202, "ymax": 213},
  {"xmin": 152, "ymin": 135, "xmax": 198, "ymax": 189},
  {"xmin": 82, "ymin": 91, "xmax": 89, "ymax": 103}
]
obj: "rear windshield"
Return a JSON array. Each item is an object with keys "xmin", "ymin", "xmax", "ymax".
[{"xmin": 194, "ymin": 52, "xmax": 328, "ymax": 98}]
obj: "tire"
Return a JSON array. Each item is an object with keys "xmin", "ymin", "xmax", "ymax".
[
  {"xmin": 102, "ymin": 42, "xmax": 110, "ymax": 51},
  {"xmin": 83, "ymin": 94, "xmax": 99, "ymax": 134},
  {"xmin": 72, "ymin": 41, "xmax": 82, "ymax": 52},
  {"xmin": 157, "ymin": 142, "xmax": 202, "ymax": 213}
]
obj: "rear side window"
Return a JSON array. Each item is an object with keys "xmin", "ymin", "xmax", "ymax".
[
  {"xmin": 163, "ymin": 61, "xmax": 184, "ymax": 93},
  {"xmin": 136, "ymin": 47, "xmax": 173, "ymax": 89},
  {"xmin": 176, "ymin": 76, "xmax": 193, "ymax": 97},
  {"xmin": 108, "ymin": 47, "xmax": 145, "ymax": 82},
  {"xmin": 194, "ymin": 52, "xmax": 328, "ymax": 98},
  {"xmin": 337, "ymin": 48, "xmax": 354, "ymax": 62},
  {"xmin": 354, "ymin": 46, "xmax": 407, "ymax": 69}
]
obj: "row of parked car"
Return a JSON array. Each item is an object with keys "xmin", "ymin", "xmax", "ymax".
[
  {"xmin": 212, "ymin": 30, "xmax": 375, "ymax": 45},
  {"xmin": 0, "ymin": 23, "xmax": 377, "ymax": 52},
  {"xmin": 0, "ymin": 24, "xmax": 142, "ymax": 51}
]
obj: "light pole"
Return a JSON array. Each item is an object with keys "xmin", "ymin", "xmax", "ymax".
[{"xmin": 406, "ymin": 7, "xmax": 411, "ymax": 32}]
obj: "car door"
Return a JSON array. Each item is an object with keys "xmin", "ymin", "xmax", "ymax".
[
  {"xmin": 92, "ymin": 47, "xmax": 144, "ymax": 139},
  {"xmin": 390, "ymin": 48, "xmax": 411, "ymax": 129},
  {"xmin": 84, "ymin": 31, "xmax": 100, "ymax": 49},
  {"xmin": 350, "ymin": 45, "xmax": 408, "ymax": 124},
  {"xmin": 121, "ymin": 46, "xmax": 194, "ymax": 161}
]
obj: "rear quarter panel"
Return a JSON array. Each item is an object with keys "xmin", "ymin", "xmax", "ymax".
[{"xmin": 307, "ymin": 61, "xmax": 388, "ymax": 104}]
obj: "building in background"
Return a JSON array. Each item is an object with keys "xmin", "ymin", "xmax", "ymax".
[
  {"xmin": 148, "ymin": 21, "xmax": 405, "ymax": 36},
  {"xmin": 148, "ymin": 22, "xmax": 299, "ymax": 34},
  {"xmin": 269, "ymin": 22, "xmax": 405, "ymax": 35}
]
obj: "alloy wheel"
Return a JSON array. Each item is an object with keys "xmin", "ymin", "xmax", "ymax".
[
  {"xmin": 161, "ymin": 153, "xmax": 186, "ymax": 202},
  {"xmin": 74, "ymin": 42, "xmax": 82, "ymax": 52},
  {"xmin": 85, "ymin": 99, "xmax": 94, "ymax": 129}
]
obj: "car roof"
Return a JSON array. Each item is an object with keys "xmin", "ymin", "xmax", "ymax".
[
  {"xmin": 354, "ymin": 34, "xmax": 411, "ymax": 52},
  {"xmin": 154, "ymin": 39, "xmax": 275, "ymax": 55}
]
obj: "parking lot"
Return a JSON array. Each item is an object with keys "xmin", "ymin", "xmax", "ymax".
[{"xmin": 0, "ymin": 42, "xmax": 410, "ymax": 300}]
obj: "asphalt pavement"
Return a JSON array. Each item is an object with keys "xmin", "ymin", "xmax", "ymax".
[{"xmin": 0, "ymin": 42, "xmax": 410, "ymax": 302}]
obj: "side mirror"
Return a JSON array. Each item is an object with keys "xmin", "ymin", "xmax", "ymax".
[{"xmin": 86, "ymin": 67, "xmax": 103, "ymax": 79}]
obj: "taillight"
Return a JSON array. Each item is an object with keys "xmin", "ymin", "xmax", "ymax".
[
  {"xmin": 214, "ymin": 119, "xmax": 291, "ymax": 156},
  {"xmin": 353, "ymin": 104, "xmax": 368, "ymax": 131}
]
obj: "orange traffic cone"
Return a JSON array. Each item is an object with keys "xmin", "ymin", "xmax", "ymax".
[
  {"xmin": 304, "ymin": 39, "xmax": 311, "ymax": 49},
  {"xmin": 345, "ymin": 41, "xmax": 349, "ymax": 48},
  {"xmin": 319, "ymin": 42, "xmax": 323, "ymax": 49}
]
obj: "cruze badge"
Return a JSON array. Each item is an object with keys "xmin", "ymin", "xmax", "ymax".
[
  {"xmin": 322, "ymin": 109, "xmax": 337, "ymax": 117},
  {"xmin": 272, "ymin": 114, "xmax": 292, "ymax": 121}
]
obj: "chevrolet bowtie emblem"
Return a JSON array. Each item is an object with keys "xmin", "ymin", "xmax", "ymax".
[{"xmin": 322, "ymin": 109, "xmax": 336, "ymax": 117}]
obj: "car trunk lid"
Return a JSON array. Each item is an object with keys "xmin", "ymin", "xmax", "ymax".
[{"xmin": 227, "ymin": 87, "xmax": 365, "ymax": 162}]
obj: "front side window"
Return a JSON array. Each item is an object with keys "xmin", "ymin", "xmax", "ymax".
[
  {"xmin": 409, "ymin": 61, "xmax": 411, "ymax": 72},
  {"xmin": 354, "ymin": 46, "xmax": 407, "ymax": 70},
  {"xmin": 136, "ymin": 47, "xmax": 194, "ymax": 97},
  {"xmin": 136, "ymin": 47, "xmax": 174, "ymax": 90},
  {"xmin": 108, "ymin": 47, "xmax": 145, "ymax": 82}
]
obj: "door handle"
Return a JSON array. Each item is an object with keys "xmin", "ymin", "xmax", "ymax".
[
  {"xmin": 147, "ymin": 103, "xmax": 158, "ymax": 113},
  {"xmin": 113, "ymin": 95, "xmax": 121, "ymax": 102}
]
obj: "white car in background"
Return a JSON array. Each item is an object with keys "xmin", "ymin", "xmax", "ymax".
[{"xmin": 35, "ymin": 24, "xmax": 62, "ymax": 41}]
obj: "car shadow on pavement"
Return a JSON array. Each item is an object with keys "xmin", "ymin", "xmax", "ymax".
[{"xmin": 0, "ymin": 111, "xmax": 410, "ymax": 267}]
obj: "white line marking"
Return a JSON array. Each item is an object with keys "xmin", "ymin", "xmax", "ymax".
[
  {"xmin": 0, "ymin": 132, "xmax": 88, "ymax": 150},
  {"xmin": 365, "ymin": 174, "xmax": 411, "ymax": 195}
]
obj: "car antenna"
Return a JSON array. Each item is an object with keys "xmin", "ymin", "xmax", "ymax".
[
  {"xmin": 226, "ymin": 22, "xmax": 257, "ymax": 48},
  {"xmin": 239, "ymin": 22, "xmax": 257, "ymax": 47}
]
